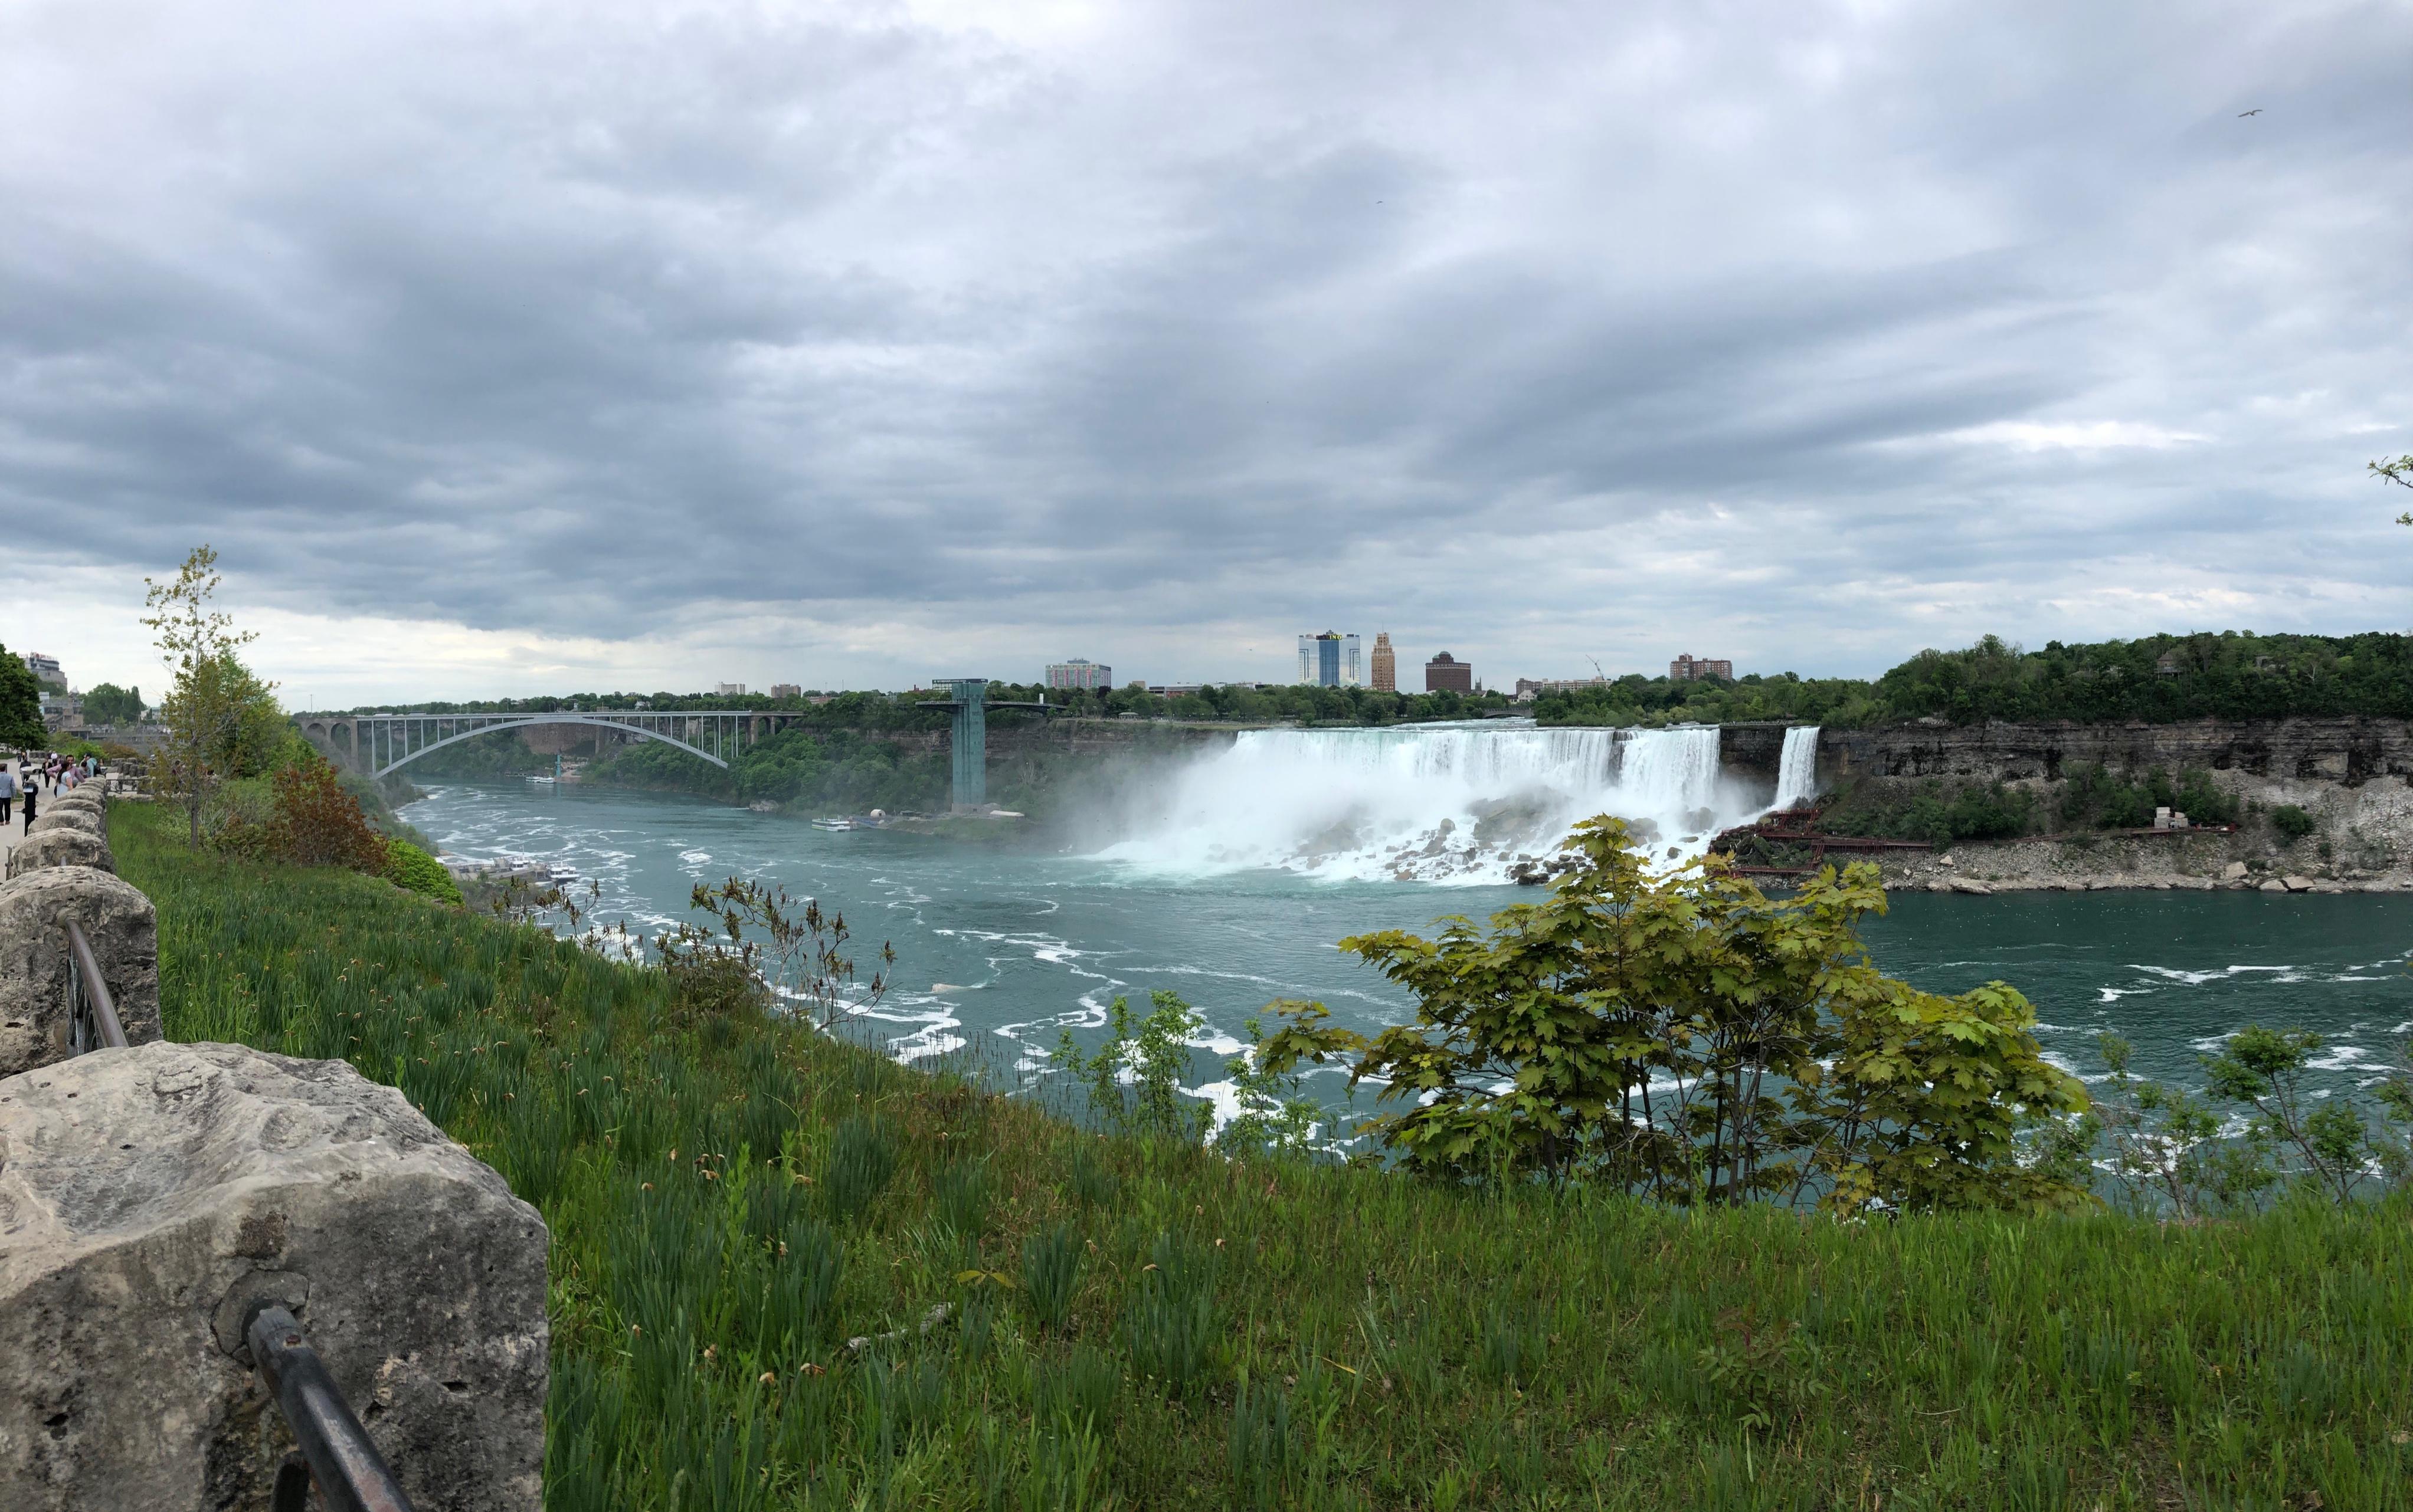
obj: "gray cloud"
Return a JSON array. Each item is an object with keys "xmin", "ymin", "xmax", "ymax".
[{"xmin": 2, "ymin": 0, "xmax": 2408, "ymax": 697}]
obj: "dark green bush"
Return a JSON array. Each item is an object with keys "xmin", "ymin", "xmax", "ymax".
[
  {"xmin": 384, "ymin": 837, "xmax": 463, "ymax": 904},
  {"xmin": 2271, "ymin": 804, "xmax": 2317, "ymax": 841},
  {"xmin": 1820, "ymin": 778, "xmax": 2037, "ymax": 843},
  {"xmin": 2058, "ymin": 765, "xmax": 2239, "ymax": 831}
]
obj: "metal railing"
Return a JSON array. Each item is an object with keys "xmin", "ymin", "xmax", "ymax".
[
  {"xmin": 64, "ymin": 917, "xmax": 126, "ymax": 1055},
  {"xmin": 246, "ymin": 1302, "xmax": 417, "ymax": 1512}
]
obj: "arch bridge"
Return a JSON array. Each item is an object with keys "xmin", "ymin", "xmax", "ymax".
[{"xmin": 297, "ymin": 710, "xmax": 800, "ymax": 779}]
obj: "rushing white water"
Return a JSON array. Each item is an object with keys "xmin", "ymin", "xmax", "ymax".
[
  {"xmin": 1099, "ymin": 722, "xmax": 1764, "ymax": 884},
  {"xmin": 1774, "ymin": 726, "xmax": 1821, "ymax": 810}
]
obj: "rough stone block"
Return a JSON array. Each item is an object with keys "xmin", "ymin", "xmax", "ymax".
[
  {"xmin": 25, "ymin": 806, "xmax": 103, "ymax": 841},
  {"xmin": 4, "ymin": 828, "xmax": 113, "ymax": 881},
  {"xmin": 0, "ymin": 1041, "xmax": 548, "ymax": 1511},
  {"xmin": 0, "ymin": 867, "xmax": 159, "ymax": 1078}
]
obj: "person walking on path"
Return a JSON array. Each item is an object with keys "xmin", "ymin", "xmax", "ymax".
[
  {"xmin": 21, "ymin": 768, "xmax": 36, "ymax": 834},
  {"xmin": 1, "ymin": 762, "xmax": 15, "ymax": 824}
]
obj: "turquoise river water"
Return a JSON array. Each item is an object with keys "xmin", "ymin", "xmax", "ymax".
[{"xmin": 402, "ymin": 776, "xmax": 2413, "ymax": 1130}]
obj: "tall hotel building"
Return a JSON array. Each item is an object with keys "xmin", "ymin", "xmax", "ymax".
[
  {"xmin": 1046, "ymin": 658, "xmax": 1114, "ymax": 690},
  {"xmin": 1296, "ymin": 631, "xmax": 1362, "ymax": 687},
  {"xmin": 1369, "ymin": 632, "xmax": 1397, "ymax": 691}
]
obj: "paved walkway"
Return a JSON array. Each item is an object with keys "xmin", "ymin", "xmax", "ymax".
[
  {"xmin": 1, "ymin": 755, "xmax": 83, "ymax": 873},
  {"xmin": 1, "ymin": 756, "xmax": 27, "ymax": 873}
]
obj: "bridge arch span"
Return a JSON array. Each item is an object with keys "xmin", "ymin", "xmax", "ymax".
[{"xmin": 303, "ymin": 711, "xmax": 762, "ymax": 780}]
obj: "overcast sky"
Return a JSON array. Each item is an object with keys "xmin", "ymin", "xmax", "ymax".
[{"xmin": 3, "ymin": 0, "xmax": 2408, "ymax": 708}]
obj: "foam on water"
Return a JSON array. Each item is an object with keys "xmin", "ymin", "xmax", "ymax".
[{"xmin": 1099, "ymin": 722, "xmax": 1762, "ymax": 883}]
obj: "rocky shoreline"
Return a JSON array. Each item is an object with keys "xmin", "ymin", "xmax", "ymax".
[{"xmin": 1874, "ymin": 841, "xmax": 2410, "ymax": 896}]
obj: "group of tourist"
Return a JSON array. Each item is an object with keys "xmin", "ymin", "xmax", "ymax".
[{"xmin": 2, "ymin": 752, "xmax": 101, "ymax": 831}]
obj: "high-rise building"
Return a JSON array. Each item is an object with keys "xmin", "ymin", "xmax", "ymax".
[
  {"xmin": 25, "ymin": 652, "xmax": 64, "ymax": 690},
  {"xmin": 1046, "ymin": 658, "xmax": 1114, "ymax": 690},
  {"xmin": 1296, "ymin": 631, "xmax": 1361, "ymax": 687},
  {"xmin": 1370, "ymin": 632, "xmax": 1397, "ymax": 692},
  {"xmin": 769, "ymin": 683, "xmax": 803, "ymax": 699},
  {"xmin": 1668, "ymin": 655, "xmax": 1734, "ymax": 682},
  {"xmin": 1424, "ymin": 652, "xmax": 1474, "ymax": 693},
  {"xmin": 716, "ymin": 682, "xmax": 747, "ymax": 696}
]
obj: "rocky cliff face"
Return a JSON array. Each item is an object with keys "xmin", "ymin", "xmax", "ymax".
[
  {"xmin": 1724, "ymin": 717, "xmax": 2413, "ymax": 891},
  {"xmin": 1810, "ymin": 717, "xmax": 2413, "ymax": 786}
]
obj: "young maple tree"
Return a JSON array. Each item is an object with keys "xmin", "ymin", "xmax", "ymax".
[{"xmin": 1258, "ymin": 816, "xmax": 2090, "ymax": 1213}]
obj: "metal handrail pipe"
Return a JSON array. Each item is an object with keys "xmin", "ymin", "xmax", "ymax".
[
  {"xmin": 245, "ymin": 1303, "xmax": 417, "ymax": 1512},
  {"xmin": 64, "ymin": 917, "xmax": 127, "ymax": 1052}
]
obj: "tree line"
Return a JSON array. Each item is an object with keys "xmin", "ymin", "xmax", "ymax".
[{"xmin": 1534, "ymin": 630, "xmax": 2413, "ymax": 728}]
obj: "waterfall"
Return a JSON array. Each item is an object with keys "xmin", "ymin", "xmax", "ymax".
[
  {"xmin": 1101, "ymin": 723, "xmax": 1759, "ymax": 884},
  {"xmin": 1773, "ymin": 726, "xmax": 1821, "ymax": 810}
]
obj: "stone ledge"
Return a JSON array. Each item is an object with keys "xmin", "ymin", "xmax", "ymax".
[
  {"xmin": 0, "ymin": 1041, "xmax": 547, "ymax": 1511},
  {"xmin": 0, "ymin": 866, "xmax": 157, "ymax": 1077}
]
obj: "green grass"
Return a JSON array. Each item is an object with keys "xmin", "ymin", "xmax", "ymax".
[{"xmin": 114, "ymin": 802, "xmax": 2413, "ymax": 1510}]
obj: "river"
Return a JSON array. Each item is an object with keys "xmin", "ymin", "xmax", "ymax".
[{"xmin": 402, "ymin": 771, "xmax": 2413, "ymax": 1127}]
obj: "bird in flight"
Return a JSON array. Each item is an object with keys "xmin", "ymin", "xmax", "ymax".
[{"xmin": 2239, "ymin": 109, "xmax": 2263, "ymax": 116}]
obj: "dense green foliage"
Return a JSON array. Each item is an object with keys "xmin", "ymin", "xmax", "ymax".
[
  {"xmin": 1534, "ymin": 673, "xmax": 1881, "ymax": 730},
  {"xmin": 116, "ymin": 802, "xmax": 2413, "ymax": 1509},
  {"xmin": 1811, "ymin": 765, "xmax": 2248, "ymax": 845},
  {"xmin": 1815, "ymin": 779, "xmax": 2041, "ymax": 845},
  {"xmin": 384, "ymin": 836, "xmax": 465, "ymax": 904},
  {"xmin": 1262, "ymin": 821, "xmax": 2088, "ymax": 1211},
  {"xmin": 2270, "ymin": 803, "xmax": 2319, "ymax": 842},
  {"xmin": 82, "ymin": 681, "xmax": 145, "ymax": 726},
  {"xmin": 0, "ymin": 641, "xmax": 44, "ymax": 749},
  {"xmin": 1537, "ymin": 630, "xmax": 2413, "ymax": 728}
]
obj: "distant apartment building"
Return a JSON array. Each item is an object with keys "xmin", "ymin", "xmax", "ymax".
[
  {"xmin": 716, "ymin": 681, "xmax": 747, "ymax": 696},
  {"xmin": 1424, "ymin": 652, "xmax": 1474, "ymax": 693},
  {"xmin": 1669, "ymin": 654, "xmax": 1733, "ymax": 682},
  {"xmin": 1370, "ymin": 632, "xmax": 1397, "ymax": 692},
  {"xmin": 1047, "ymin": 658, "xmax": 1114, "ymax": 691},
  {"xmin": 1297, "ymin": 631, "xmax": 1361, "ymax": 687},
  {"xmin": 1514, "ymin": 675, "xmax": 1610, "ymax": 702},
  {"xmin": 769, "ymin": 683, "xmax": 802, "ymax": 699},
  {"xmin": 26, "ymin": 652, "xmax": 64, "ymax": 690}
]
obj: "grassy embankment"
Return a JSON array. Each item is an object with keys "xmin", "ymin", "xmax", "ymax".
[{"xmin": 116, "ymin": 801, "xmax": 2413, "ymax": 1510}]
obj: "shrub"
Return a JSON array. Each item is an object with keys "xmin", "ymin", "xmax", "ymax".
[
  {"xmin": 2058, "ymin": 764, "xmax": 2240, "ymax": 831},
  {"xmin": 1052, "ymin": 990, "xmax": 1211, "ymax": 1141},
  {"xmin": 264, "ymin": 759, "xmax": 389, "ymax": 871},
  {"xmin": 1819, "ymin": 778, "xmax": 2037, "ymax": 844},
  {"xmin": 2270, "ymin": 803, "xmax": 2317, "ymax": 841},
  {"xmin": 383, "ymin": 838, "xmax": 463, "ymax": 904},
  {"xmin": 1259, "ymin": 816, "xmax": 2090, "ymax": 1210}
]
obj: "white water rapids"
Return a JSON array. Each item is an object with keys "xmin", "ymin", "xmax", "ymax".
[{"xmin": 1100, "ymin": 722, "xmax": 1787, "ymax": 884}]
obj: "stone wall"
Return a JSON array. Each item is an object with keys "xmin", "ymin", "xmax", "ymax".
[
  {"xmin": 0, "ymin": 802, "xmax": 549, "ymax": 1509},
  {"xmin": 0, "ymin": 1042, "xmax": 548, "ymax": 1511},
  {"xmin": 0, "ymin": 791, "xmax": 158, "ymax": 1077}
]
